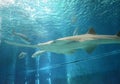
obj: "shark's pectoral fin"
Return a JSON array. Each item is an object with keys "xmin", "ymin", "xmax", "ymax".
[
  {"xmin": 32, "ymin": 50, "xmax": 46, "ymax": 58},
  {"xmin": 84, "ymin": 45, "xmax": 97, "ymax": 54}
]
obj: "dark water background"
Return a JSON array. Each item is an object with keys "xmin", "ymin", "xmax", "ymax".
[{"xmin": 0, "ymin": 0, "xmax": 120, "ymax": 84}]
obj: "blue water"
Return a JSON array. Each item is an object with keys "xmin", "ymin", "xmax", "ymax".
[{"xmin": 0, "ymin": 0, "xmax": 120, "ymax": 84}]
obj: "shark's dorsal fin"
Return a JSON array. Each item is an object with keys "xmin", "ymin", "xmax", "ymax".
[
  {"xmin": 84, "ymin": 45, "xmax": 97, "ymax": 54},
  {"xmin": 116, "ymin": 31, "xmax": 120, "ymax": 37},
  {"xmin": 87, "ymin": 28, "xmax": 96, "ymax": 34}
]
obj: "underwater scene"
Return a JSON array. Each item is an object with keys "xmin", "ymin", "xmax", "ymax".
[{"xmin": 0, "ymin": 0, "xmax": 120, "ymax": 84}]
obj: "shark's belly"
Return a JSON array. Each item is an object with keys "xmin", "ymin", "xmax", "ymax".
[
  {"xmin": 41, "ymin": 41, "xmax": 90, "ymax": 54},
  {"xmin": 39, "ymin": 38, "xmax": 115, "ymax": 54}
]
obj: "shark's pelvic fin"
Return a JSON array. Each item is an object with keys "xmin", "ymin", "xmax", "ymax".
[
  {"xmin": 116, "ymin": 31, "xmax": 120, "ymax": 37},
  {"xmin": 64, "ymin": 49, "xmax": 77, "ymax": 55},
  {"xmin": 32, "ymin": 50, "xmax": 46, "ymax": 58},
  {"xmin": 87, "ymin": 28, "xmax": 96, "ymax": 35},
  {"xmin": 84, "ymin": 45, "xmax": 97, "ymax": 53}
]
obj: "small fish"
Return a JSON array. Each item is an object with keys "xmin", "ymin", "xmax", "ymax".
[{"xmin": 18, "ymin": 52, "xmax": 27, "ymax": 59}]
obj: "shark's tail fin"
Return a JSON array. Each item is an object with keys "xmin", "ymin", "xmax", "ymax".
[
  {"xmin": 116, "ymin": 31, "xmax": 120, "ymax": 37},
  {"xmin": 4, "ymin": 40, "xmax": 39, "ymax": 48}
]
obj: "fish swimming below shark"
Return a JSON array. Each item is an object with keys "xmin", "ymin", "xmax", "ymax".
[
  {"xmin": 4, "ymin": 28, "xmax": 120, "ymax": 58},
  {"xmin": 18, "ymin": 52, "xmax": 27, "ymax": 59}
]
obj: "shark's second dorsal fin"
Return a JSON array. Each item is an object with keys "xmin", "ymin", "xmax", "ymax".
[
  {"xmin": 87, "ymin": 28, "xmax": 96, "ymax": 34},
  {"xmin": 116, "ymin": 31, "xmax": 120, "ymax": 37},
  {"xmin": 84, "ymin": 45, "xmax": 97, "ymax": 54}
]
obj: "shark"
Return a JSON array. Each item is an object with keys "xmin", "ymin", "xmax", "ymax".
[
  {"xmin": 12, "ymin": 30, "xmax": 31, "ymax": 44},
  {"xmin": 4, "ymin": 28, "xmax": 120, "ymax": 58}
]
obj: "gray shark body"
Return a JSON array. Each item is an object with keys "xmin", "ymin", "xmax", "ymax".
[{"xmin": 4, "ymin": 28, "xmax": 120, "ymax": 57}]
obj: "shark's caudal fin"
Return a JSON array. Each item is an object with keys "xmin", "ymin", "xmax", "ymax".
[
  {"xmin": 4, "ymin": 40, "xmax": 39, "ymax": 48},
  {"xmin": 116, "ymin": 31, "xmax": 120, "ymax": 37},
  {"xmin": 87, "ymin": 28, "xmax": 96, "ymax": 34}
]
